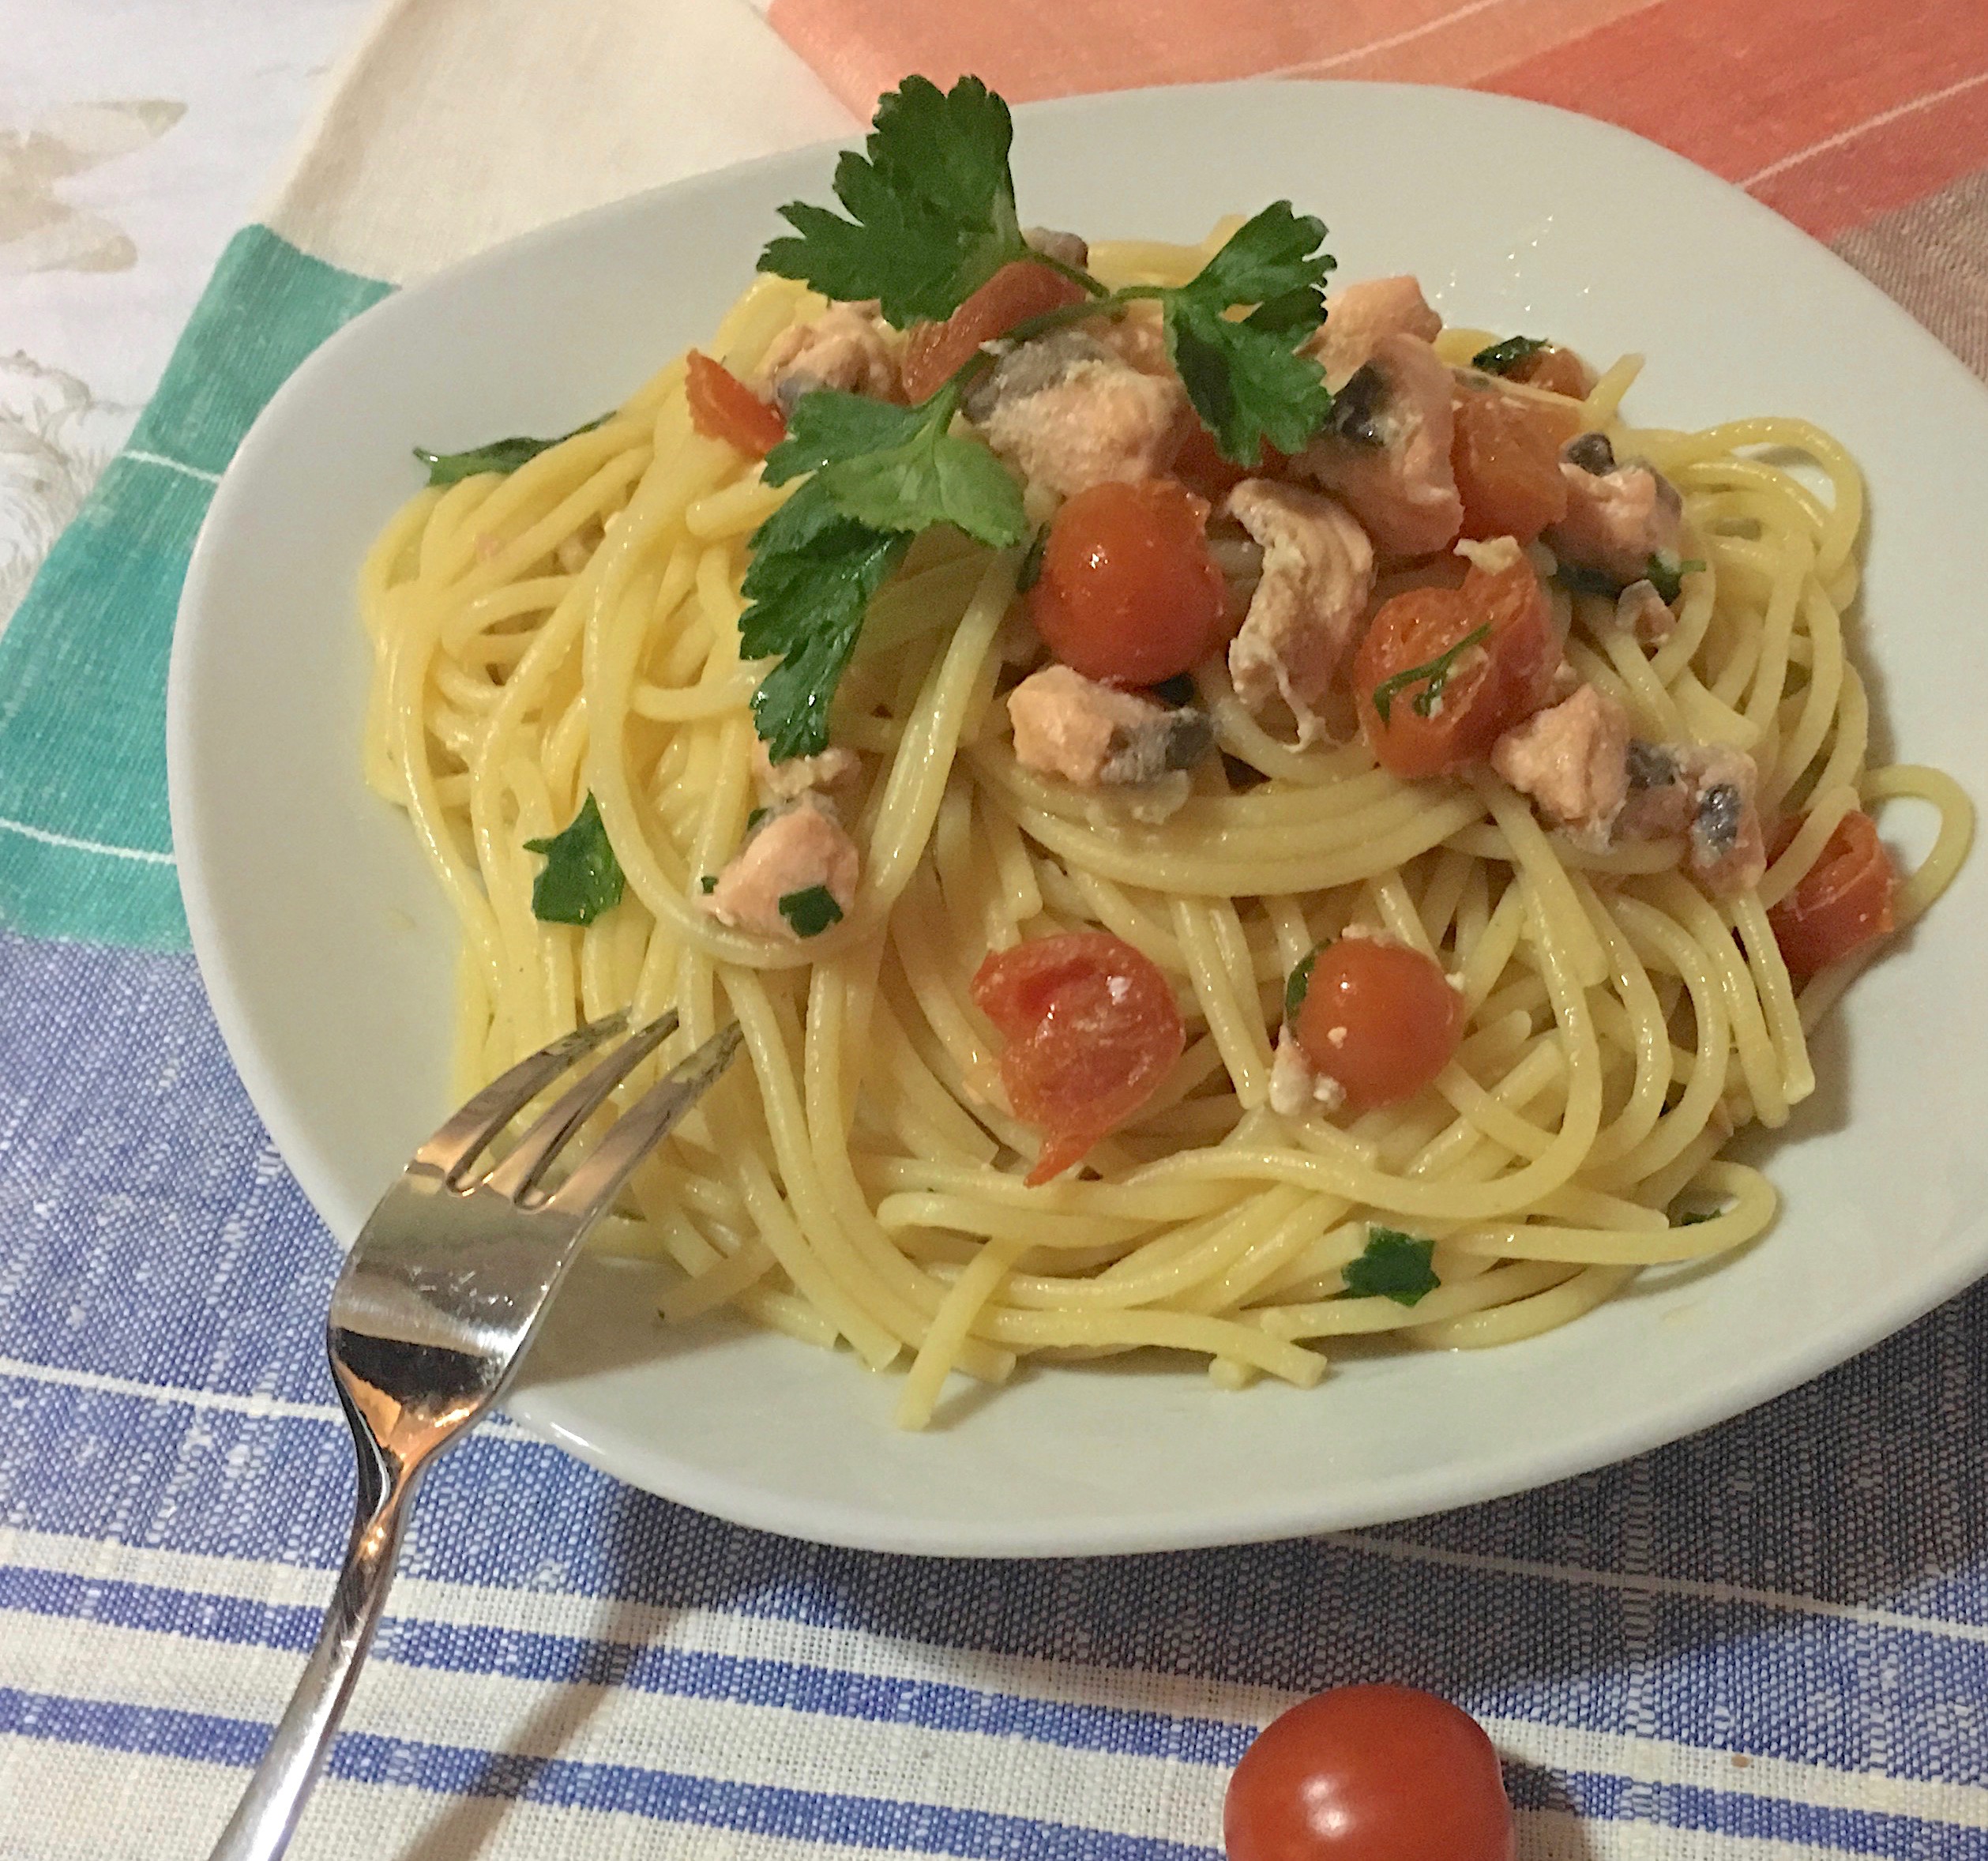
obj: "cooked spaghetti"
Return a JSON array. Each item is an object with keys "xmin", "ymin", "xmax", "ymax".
[{"xmin": 359, "ymin": 92, "xmax": 1970, "ymax": 1429}]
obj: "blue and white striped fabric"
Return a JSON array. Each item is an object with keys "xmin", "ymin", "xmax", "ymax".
[
  {"xmin": 5, "ymin": 2, "xmax": 1988, "ymax": 1852},
  {"xmin": 4, "ymin": 930, "xmax": 1988, "ymax": 1859}
]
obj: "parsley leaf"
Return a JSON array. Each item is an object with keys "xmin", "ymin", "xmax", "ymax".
[
  {"xmin": 415, "ymin": 415, "xmax": 605, "ymax": 486},
  {"xmin": 763, "ymin": 391, "xmax": 929, "ymax": 484},
  {"xmin": 1152, "ymin": 203, "xmax": 1336, "ymax": 464},
  {"xmin": 1339, "ymin": 1227, "xmax": 1441, "ymax": 1306},
  {"xmin": 779, "ymin": 884, "xmax": 845, "ymax": 937},
  {"xmin": 738, "ymin": 479, "xmax": 911, "ymax": 761},
  {"xmin": 1471, "ymin": 335, "xmax": 1548, "ymax": 376},
  {"xmin": 1284, "ymin": 946, "xmax": 1320, "ymax": 1021},
  {"xmin": 771, "ymin": 387, "xmax": 1028, "ymax": 547},
  {"xmin": 524, "ymin": 794, "xmax": 625, "ymax": 925},
  {"xmin": 1371, "ymin": 622, "xmax": 1490, "ymax": 724},
  {"xmin": 821, "ymin": 421, "xmax": 1028, "ymax": 547},
  {"xmin": 757, "ymin": 75, "xmax": 1025, "ymax": 326}
]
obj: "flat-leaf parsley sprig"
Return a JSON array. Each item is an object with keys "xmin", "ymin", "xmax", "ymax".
[{"xmin": 743, "ymin": 73, "xmax": 1341, "ymax": 761}]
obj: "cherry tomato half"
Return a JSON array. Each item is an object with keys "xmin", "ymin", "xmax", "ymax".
[
  {"xmin": 1173, "ymin": 423, "xmax": 1291, "ymax": 499},
  {"xmin": 1768, "ymin": 807, "xmax": 1897, "ymax": 984},
  {"xmin": 1294, "ymin": 938, "xmax": 1463, "ymax": 1113},
  {"xmin": 1510, "ymin": 342, "xmax": 1593, "ymax": 399},
  {"xmin": 971, "ymin": 930, "xmax": 1185, "ymax": 1184},
  {"xmin": 1352, "ymin": 550, "xmax": 1558, "ymax": 780},
  {"xmin": 1225, "ymin": 1685, "xmax": 1515, "ymax": 1861},
  {"xmin": 686, "ymin": 351, "xmax": 787, "ymax": 459},
  {"xmin": 1452, "ymin": 390, "xmax": 1573, "ymax": 546},
  {"xmin": 1028, "ymin": 479, "xmax": 1227, "ymax": 686},
  {"xmin": 900, "ymin": 260, "xmax": 1092, "ymax": 404}
]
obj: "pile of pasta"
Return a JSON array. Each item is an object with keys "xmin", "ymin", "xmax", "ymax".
[{"xmin": 362, "ymin": 226, "xmax": 1971, "ymax": 1427}]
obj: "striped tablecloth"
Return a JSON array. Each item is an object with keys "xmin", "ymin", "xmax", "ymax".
[{"xmin": 4, "ymin": 2, "xmax": 1986, "ymax": 1856}]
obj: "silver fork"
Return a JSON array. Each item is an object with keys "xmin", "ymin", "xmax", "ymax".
[{"xmin": 206, "ymin": 1011, "xmax": 742, "ymax": 1861}]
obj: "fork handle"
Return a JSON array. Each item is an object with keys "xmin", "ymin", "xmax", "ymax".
[{"xmin": 205, "ymin": 1466, "xmax": 419, "ymax": 1861}]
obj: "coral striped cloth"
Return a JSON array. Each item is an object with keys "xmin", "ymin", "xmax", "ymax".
[
  {"xmin": 4, "ymin": 2, "xmax": 1988, "ymax": 1859},
  {"xmin": 763, "ymin": 0, "xmax": 1988, "ymax": 376}
]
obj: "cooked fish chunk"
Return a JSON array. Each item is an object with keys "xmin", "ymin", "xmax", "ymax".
[
  {"xmin": 1007, "ymin": 664, "xmax": 1212, "ymax": 786},
  {"xmin": 759, "ymin": 301, "xmax": 901, "ymax": 415},
  {"xmin": 1614, "ymin": 577, "xmax": 1677, "ymax": 645},
  {"xmin": 1547, "ymin": 433, "xmax": 1684, "ymax": 585},
  {"xmin": 971, "ymin": 330, "xmax": 1193, "ymax": 498},
  {"xmin": 1223, "ymin": 479, "xmax": 1376, "ymax": 742},
  {"xmin": 1023, "ymin": 226, "xmax": 1090, "ymax": 270},
  {"xmin": 1291, "ymin": 334, "xmax": 1463, "ymax": 556},
  {"xmin": 1268, "ymin": 1028, "xmax": 1345, "ymax": 1118},
  {"xmin": 1618, "ymin": 739, "xmax": 1767, "ymax": 897},
  {"xmin": 1304, "ymin": 275, "xmax": 1443, "ymax": 387},
  {"xmin": 701, "ymin": 795, "xmax": 859, "ymax": 940},
  {"xmin": 751, "ymin": 735, "xmax": 859, "ymax": 803},
  {"xmin": 1490, "ymin": 682, "xmax": 1632, "ymax": 852}
]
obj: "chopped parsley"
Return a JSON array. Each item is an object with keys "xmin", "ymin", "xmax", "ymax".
[
  {"xmin": 1017, "ymin": 523, "xmax": 1048, "ymax": 592},
  {"xmin": 778, "ymin": 884, "xmax": 845, "ymax": 938},
  {"xmin": 699, "ymin": 874, "xmax": 718, "ymax": 894},
  {"xmin": 1647, "ymin": 551, "xmax": 1705, "ymax": 604},
  {"xmin": 523, "ymin": 794, "xmax": 625, "ymax": 925},
  {"xmin": 1370, "ymin": 623, "xmax": 1490, "ymax": 724},
  {"xmin": 1555, "ymin": 553, "xmax": 1706, "ymax": 604},
  {"xmin": 741, "ymin": 81, "xmax": 1341, "ymax": 764},
  {"xmin": 414, "ymin": 415, "xmax": 605, "ymax": 487},
  {"xmin": 746, "ymin": 806, "xmax": 772, "ymax": 832},
  {"xmin": 1284, "ymin": 946, "xmax": 1321, "ymax": 1021},
  {"xmin": 1339, "ymin": 1227, "xmax": 1441, "ymax": 1306},
  {"xmin": 1471, "ymin": 335, "xmax": 1549, "ymax": 376}
]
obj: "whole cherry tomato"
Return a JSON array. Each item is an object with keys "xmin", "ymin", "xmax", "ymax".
[
  {"xmin": 1225, "ymin": 1685, "xmax": 1515, "ymax": 1861},
  {"xmin": 1768, "ymin": 807, "xmax": 1897, "ymax": 983},
  {"xmin": 900, "ymin": 260, "xmax": 1092, "ymax": 404},
  {"xmin": 971, "ymin": 930, "xmax": 1184, "ymax": 1183},
  {"xmin": 1028, "ymin": 479, "xmax": 1227, "ymax": 686},
  {"xmin": 686, "ymin": 351, "xmax": 787, "ymax": 458},
  {"xmin": 1292, "ymin": 938, "xmax": 1463, "ymax": 1113}
]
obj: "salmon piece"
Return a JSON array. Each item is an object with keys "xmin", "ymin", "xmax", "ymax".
[
  {"xmin": 1546, "ymin": 434, "xmax": 1684, "ymax": 585},
  {"xmin": 1490, "ymin": 682, "xmax": 1632, "ymax": 852},
  {"xmin": 701, "ymin": 795, "xmax": 859, "ymax": 940},
  {"xmin": 1023, "ymin": 226, "xmax": 1090, "ymax": 270},
  {"xmin": 970, "ymin": 330, "xmax": 1193, "ymax": 499},
  {"xmin": 1291, "ymin": 334, "xmax": 1463, "ymax": 556},
  {"xmin": 1223, "ymin": 479, "xmax": 1376, "ymax": 743},
  {"xmin": 1305, "ymin": 276, "xmax": 1442, "ymax": 388},
  {"xmin": 1618, "ymin": 739, "xmax": 1767, "ymax": 897},
  {"xmin": 751, "ymin": 736, "xmax": 859, "ymax": 803},
  {"xmin": 759, "ymin": 301, "xmax": 901, "ymax": 415},
  {"xmin": 1268, "ymin": 1028, "xmax": 1346, "ymax": 1118},
  {"xmin": 1614, "ymin": 578, "xmax": 1677, "ymax": 646},
  {"xmin": 1007, "ymin": 664, "xmax": 1212, "ymax": 786}
]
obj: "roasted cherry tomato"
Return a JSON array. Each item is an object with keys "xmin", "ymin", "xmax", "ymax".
[
  {"xmin": 1173, "ymin": 423, "xmax": 1290, "ymax": 498},
  {"xmin": 1768, "ymin": 807, "xmax": 1897, "ymax": 983},
  {"xmin": 1293, "ymin": 938, "xmax": 1463, "ymax": 1113},
  {"xmin": 1029, "ymin": 479, "xmax": 1227, "ymax": 686},
  {"xmin": 1352, "ymin": 550, "xmax": 1558, "ymax": 780},
  {"xmin": 1225, "ymin": 1685, "xmax": 1515, "ymax": 1861},
  {"xmin": 1510, "ymin": 343, "xmax": 1593, "ymax": 399},
  {"xmin": 900, "ymin": 260, "xmax": 1092, "ymax": 404},
  {"xmin": 1452, "ymin": 390, "xmax": 1573, "ymax": 546},
  {"xmin": 971, "ymin": 930, "xmax": 1184, "ymax": 1184},
  {"xmin": 686, "ymin": 351, "xmax": 787, "ymax": 458}
]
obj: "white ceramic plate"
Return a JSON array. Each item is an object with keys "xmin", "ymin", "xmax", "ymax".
[{"xmin": 170, "ymin": 81, "xmax": 1988, "ymax": 1557}]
